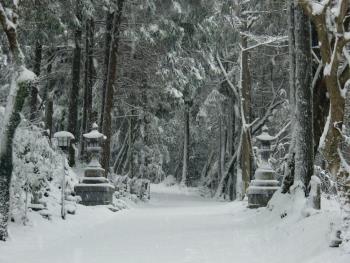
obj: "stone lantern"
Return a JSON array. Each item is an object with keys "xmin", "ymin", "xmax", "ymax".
[
  {"xmin": 74, "ymin": 123, "xmax": 115, "ymax": 205},
  {"xmin": 247, "ymin": 126, "xmax": 279, "ymax": 208},
  {"xmin": 54, "ymin": 131, "xmax": 75, "ymax": 152}
]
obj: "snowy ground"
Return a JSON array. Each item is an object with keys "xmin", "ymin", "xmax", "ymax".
[{"xmin": 0, "ymin": 184, "xmax": 349, "ymax": 263}]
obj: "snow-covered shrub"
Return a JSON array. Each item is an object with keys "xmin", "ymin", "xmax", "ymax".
[
  {"xmin": 112, "ymin": 174, "xmax": 150, "ymax": 201},
  {"xmin": 129, "ymin": 178, "xmax": 151, "ymax": 200},
  {"xmin": 0, "ymin": 108, "xmax": 77, "ymax": 222},
  {"xmin": 113, "ymin": 175, "xmax": 130, "ymax": 198},
  {"xmin": 133, "ymin": 114, "xmax": 169, "ymax": 183},
  {"xmin": 163, "ymin": 174, "xmax": 176, "ymax": 186}
]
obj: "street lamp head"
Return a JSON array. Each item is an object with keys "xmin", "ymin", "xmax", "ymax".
[{"xmin": 54, "ymin": 131, "xmax": 75, "ymax": 152}]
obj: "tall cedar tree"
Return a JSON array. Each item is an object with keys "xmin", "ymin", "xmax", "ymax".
[
  {"xmin": 67, "ymin": 0, "xmax": 83, "ymax": 166},
  {"xmin": 101, "ymin": 0, "xmax": 126, "ymax": 175}
]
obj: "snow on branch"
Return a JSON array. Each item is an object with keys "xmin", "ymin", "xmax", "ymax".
[
  {"xmin": 251, "ymin": 84, "xmax": 286, "ymax": 135},
  {"xmin": 239, "ymin": 35, "xmax": 287, "ymax": 52},
  {"xmin": 311, "ymin": 0, "xmax": 331, "ymax": 15},
  {"xmin": 298, "ymin": 0, "xmax": 330, "ymax": 16},
  {"xmin": 271, "ymin": 121, "xmax": 292, "ymax": 141},
  {"xmin": 216, "ymin": 54, "xmax": 240, "ymax": 102},
  {"xmin": 216, "ymin": 53, "xmax": 247, "ymax": 127}
]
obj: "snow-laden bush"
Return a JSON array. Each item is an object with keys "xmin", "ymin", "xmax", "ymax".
[
  {"xmin": 163, "ymin": 174, "xmax": 176, "ymax": 186},
  {"xmin": 113, "ymin": 174, "xmax": 150, "ymax": 201},
  {"xmin": 0, "ymin": 109, "xmax": 77, "ymax": 222}
]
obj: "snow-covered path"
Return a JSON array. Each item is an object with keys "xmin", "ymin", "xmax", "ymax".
[{"xmin": 0, "ymin": 184, "xmax": 349, "ymax": 263}]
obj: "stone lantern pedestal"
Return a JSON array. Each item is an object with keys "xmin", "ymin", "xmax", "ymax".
[
  {"xmin": 247, "ymin": 126, "xmax": 279, "ymax": 208},
  {"xmin": 74, "ymin": 124, "xmax": 115, "ymax": 205}
]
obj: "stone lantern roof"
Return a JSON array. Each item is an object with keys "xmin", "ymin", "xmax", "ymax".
[
  {"xmin": 53, "ymin": 131, "xmax": 75, "ymax": 151},
  {"xmin": 256, "ymin": 126, "xmax": 275, "ymax": 142},
  {"xmin": 83, "ymin": 123, "xmax": 106, "ymax": 140}
]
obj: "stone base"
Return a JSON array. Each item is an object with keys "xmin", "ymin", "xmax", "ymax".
[
  {"xmin": 247, "ymin": 185, "xmax": 279, "ymax": 208},
  {"xmin": 81, "ymin": 176, "xmax": 109, "ymax": 184},
  {"xmin": 247, "ymin": 165, "xmax": 279, "ymax": 209},
  {"xmin": 74, "ymin": 183, "xmax": 115, "ymax": 206}
]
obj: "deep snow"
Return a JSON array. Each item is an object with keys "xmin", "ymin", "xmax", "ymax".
[{"xmin": 0, "ymin": 184, "xmax": 349, "ymax": 263}]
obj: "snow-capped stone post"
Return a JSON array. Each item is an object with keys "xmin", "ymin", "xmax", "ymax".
[
  {"xmin": 74, "ymin": 123, "xmax": 115, "ymax": 205},
  {"xmin": 247, "ymin": 126, "xmax": 279, "ymax": 208},
  {"xmin": 54, "ymin": 131, "xmax": 75, "ymax": 219},
  {"xmin": 308, "ymin": 176, "xmax": 321, "ymax": 210}
]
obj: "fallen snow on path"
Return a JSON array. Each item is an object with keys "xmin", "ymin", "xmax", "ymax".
[{"xmin": 0, "ymin": 184, "xmax": 349, "ymax": 263}]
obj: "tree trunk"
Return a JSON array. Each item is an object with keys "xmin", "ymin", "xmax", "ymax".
[
  {"xmin": 218, "ymin": 116, "xmax": 223, "ymax": 182},
  {"xmin": 240, "ymin": 129, "xmax": 252, "ymax": 194},
  {"xmin": 240, "ymin": 34, "xmax": 252, "ymax": 196},
  {"xmin": 29, "ymin": 40, "xmax": 42, "ymax": 121},
  {"xmin": 282, "ymin": 0, "xmax": 297, "ymax": 193},
  {"xmin": 297, "ymin": 0, "xmax": 347, "ymax": 179},
  {"xmin": 67, "ymin": 0, "xmax": 83, "ymax": 166},
  {"xmin": 241, "ymin": 36, "xmax": 251, "ymax": 124},
  {"xmin": 0, "ymin": 76, "xmax": 30, "ymax": 240},
  {"xmin": 101, "ymin": 0, "xmax": 126, "ymax": 175},
  {"xmin": 113, "ymin": 131, "xmax": 128, "ymax": 173},
  {"xmin": 181, "ymin": 102, "xmax": 190, "ymax": 186},
  {"xmin": 313, "ymin": 77, "xmax": 329, "ymax": 154},
  {"xmin": 44, "ymin": 58, "xmax": 54, "ymax": 140},
  {"xmin": 127, "ymin": 117, "xmax": 134, "ymax": 178},
  {"xmin": 293, "ymin": 4, "xmax": 313, "ymax": 192},
  {"xmin": 81, "ymin": 18, "xmax": 94, "ymax": 158},
  {"xmin": 99, "ymin": 12, "xmax": 114, "ymax": 128},
  {"xmin": 288, "ymin": 1, "xmax": 296, "ymax": 108},
  {"xmin": 0, "ymin": 3, "xmax": 35, "ymax": 241},
  {"xmin": 227, "ymin": 95, "xmax": 234, "ymax": 156},
  {"xmin": 200, "ymin": 150, "xmax": 214, "ymax": 182},
  {"xmin": 283, "ymin": 1, "xmax": 314, "ymax": 194}
]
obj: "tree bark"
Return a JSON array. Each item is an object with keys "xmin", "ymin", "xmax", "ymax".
[
  {"xmin": 288, "ymin": 0, "xmax": 296, "ymax": 108},
  {"xmin": 67, "ymin": 0, "xmax": 83, "ymax": 166},
  {"xmin": 218, "ymin": 116, "xmax": 223, "ymax": 182},
  {"xmin": 0, "ymin": 77, "xmax": 29, "ymax": 240},
  {"xmin": 81, "ymin": 18, "xmax": 94, "ymax": 158},
  {"xmin": 241, "ymin": 36, "xmax": 252, "ymax": 124},
  {"xmin": 127, "ymin": 116, "xmax": 134, "ymax": 178},
  {"xmin": 29, "ymin": 40, "xmax": 42, "ymax": 121},
  {"xmin": 282, "ymin": 0, "xmax": 296, "ymax": 193},
  {"xmin": 240, "ymin": 34, "xmax": 252, "ymax": 196},
  {"xmin": 283, "ymin": 1, "xmax": 314, "ymax": 194},
  {"xmin": 297, "ymin": 0, "xmax": 347, "ymax": 179},
  {"xmin": 113, "ymin": 131, "xmax": 128, "ymax": 173},
  {"xmin": 293, "ymin": 4, "xmax": 313, "ymax": 192},
  {"xmin": 101, "ymin": 0, "xmax": 126, "ymax": 175},
  {"xmin": 240, "ymin": 129, "xmax": 252, "ymax": 194},
  {"xmin": 44, "ymin": 57, "xmax": 54, "ymax": 140},
  {"xmin": 0, "ymin": 3, "xmax": 35, "ymax": 240},
  {"xmin": 181, "ymin": 101, "xmax": 190, "ymax": 186},
  {"xmin": 99, "ymin": 12, "xmax": 114, "ymax": 128}
]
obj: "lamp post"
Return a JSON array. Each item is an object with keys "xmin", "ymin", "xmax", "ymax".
[{"xmin": 53, "ymin": 131, "xmax": 75, "ymax": 219}]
